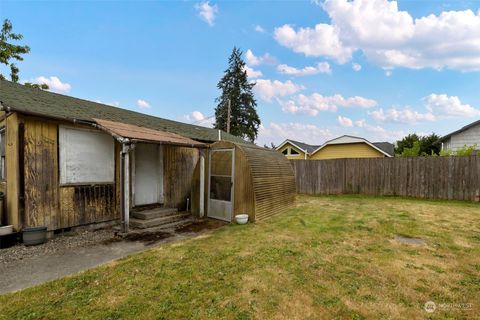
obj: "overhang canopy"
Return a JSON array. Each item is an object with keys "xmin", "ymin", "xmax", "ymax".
[{"xmin": 93, "ymin": 118, "xmax": 206, "ymax": 148}]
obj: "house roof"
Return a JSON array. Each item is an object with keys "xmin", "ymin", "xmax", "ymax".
[
  {"xmin": 0, "ymin": 80, "xmax": 245, "ymax": 144},
  {"xmin": 373, "ymin": 142, "xmax": 395, "ymax": 157},
  {"xmin": 94, "ymin": 118, "xmax": 206, "ymax": 147},
  {"xmin": 311, "ymin": 135, "xmax": 394, "ymax": 157},
  {"xmin": 439, "ymin": 119, "xmax": 480, "ymax": 142},
  {"xmin": 275, "ymin": 139, "xmax": 320, "ymax": 154}
]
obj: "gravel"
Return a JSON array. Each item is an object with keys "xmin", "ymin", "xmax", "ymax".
[{"xmin": 0, "ymin": 229, "xmax": 116, "ymax": 266}]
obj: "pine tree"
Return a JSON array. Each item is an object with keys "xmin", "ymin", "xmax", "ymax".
[{"xmin": 214, "ymin": 47, "xmax": 260, "ymax": 142}]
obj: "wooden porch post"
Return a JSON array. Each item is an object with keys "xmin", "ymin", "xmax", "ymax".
[{"xmin": 120, "ymin": 143, "xmax": 131, "ymax": 233}]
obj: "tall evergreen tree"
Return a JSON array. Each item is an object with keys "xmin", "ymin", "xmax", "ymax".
[{"xmin": 214, "ymin": 47, "xmax": 260, "ymax": 142}]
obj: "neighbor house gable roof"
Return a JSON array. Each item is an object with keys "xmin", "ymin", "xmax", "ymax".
[
  {"xmin": 275, "ymin": 139, "xmax": 320, "ymax": 154},
  {"xmin": 310, "ymin": 135, "xmax": 393, "ymax": 157},
  {"xmin": 373, "ymin": 142, "xmax": 395, "ymax": 157},
  {"xmin": 0, "ymin": 80, "xmax": 245, "ymax": 144},
  {"xmin": 439, "ymin": 119, "xmax": 480, "ymax": 142}
]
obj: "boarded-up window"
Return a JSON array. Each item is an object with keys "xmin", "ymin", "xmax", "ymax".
[
  {"xmin": 59, "ymin": 126, "xmax": 114, "ymax": 184},
  {"xmin": 0, "ymin": 128, "xmax": 5, "ymax": 180}
]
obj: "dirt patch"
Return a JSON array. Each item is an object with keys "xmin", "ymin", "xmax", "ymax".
[
  {"xmin": 175, "ymin": 218, "xmax": 227, "ymax": 233},
  {"xmin": 121, "ymin": 231, "xmax": 172, "ymax": 245},
  {"xmin": 394, "ymin": 235, "xmax": 425, "ymax": 246}
]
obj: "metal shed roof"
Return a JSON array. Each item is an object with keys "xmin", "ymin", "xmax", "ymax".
[{"xmin": 94, "ymin": 118, "xmax": 206, "ymax": 147}]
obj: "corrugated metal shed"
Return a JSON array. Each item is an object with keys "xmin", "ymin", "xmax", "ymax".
[{"xmin": 192, "ymin": 141, "xmax": 296, "ymax": 222}]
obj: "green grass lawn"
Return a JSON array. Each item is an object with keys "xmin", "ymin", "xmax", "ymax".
[{"xmin": 1, "ymin": 195, "xmax": 479, "ymax": 319}]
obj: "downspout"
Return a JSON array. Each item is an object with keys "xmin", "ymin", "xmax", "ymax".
[
  {"xmin": 199, "ymin": 149, "xmax": 205, "ymax": 218},
  {"xmin": 120, "ymin": 140, "xmax": 131, "ymax": 233}
]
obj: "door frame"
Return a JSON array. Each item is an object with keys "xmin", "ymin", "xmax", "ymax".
[
  {"xmin": 207, "ymin": 148, "xmax": 235, "ymax": 221},
  {"xmin": 131, "ymin": 143, "xmax": 164, "ymax": 206}
]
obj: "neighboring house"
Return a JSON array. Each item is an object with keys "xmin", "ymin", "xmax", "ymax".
[
  {"xmin": 0, "ymin": 80, "xmax": 268, "ymax": 233},
  {"xmin": 439, "ymin": 119, "xmax": 480, "ymax": 152},
  {"xmin": 276, "ymin": 135, "xmax": 394, "ymax": 160},
  {"xmin": 275, "ymin": 139, "xmax": 320, "ymax": 160}
]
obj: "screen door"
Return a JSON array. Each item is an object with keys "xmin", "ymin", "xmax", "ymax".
[{"xmin": 208, "ymin": 149, "xmax": 234, "ymax": 221}]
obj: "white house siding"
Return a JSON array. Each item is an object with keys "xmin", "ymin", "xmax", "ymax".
[{"xmin": 443, "ymin": 124, "xmax": 480, "ymax": 151}]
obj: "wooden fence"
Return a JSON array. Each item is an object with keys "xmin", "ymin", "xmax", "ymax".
[{"xmin": 290, "ymin": 156, "xmax": 480, "ymax": 202}]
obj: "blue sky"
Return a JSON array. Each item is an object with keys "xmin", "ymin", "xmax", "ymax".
[{"xmin": 1, "ymin": 0, "xmax": 480, "ymax": 146}]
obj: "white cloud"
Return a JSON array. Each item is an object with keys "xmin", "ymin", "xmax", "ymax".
[
  {"xmin": 277, "ymin": 62, "xmax": 331, "ymax": 76},
  {"xmin": 183, "ymin": 111, "xmax": 214, "ymax": 127},
  {"xmin": 136, "ymin": 99, "xmax": 150, "ymax": 109},
  {"xmin": 352, "ymin": 63, "xmax": 362, "ymax": 71},
  {"xmin": 369, "ymin": 94, "xmax": 480, "ymax": 123},
  {"xmin": 337, "ymin": 115, "xmax": 353, "ymax": 127},
  {"xmin": 281, "ymin": 93, "xmax": 377, "ymax": 116},
  {"xmin": 254, "ymin": 25, "xmax": 265, "ymax": 33},
  {"xmin": 244, "ymin": 66, "xmax": 263, "ymax": 78},
  {"xmin": 253, "ymin": 79, "xmax": 304, "ymax": 102},
  {"xmin": 195, "ymin": 1, "xmax": 218, "ymax": 26},
  {"xmin": 257, "ymin": 122, "xmax": 333, "ymax": 146},
  {"xmin": 274, "ymin": 23, "xmax": 353, "ymax": 63},
  {"xmin": 29, "ymin": 76, "xmax": 71, "ymax": 93},
  {"xmin": 245, "ymin": 49, "xmax": 276, "ymax": 66},
  {"xmin": 275, "ymin": 0, "xmax": 480, "ymax": 71},
  {"xmin": 423, "ymin": 94, "xmax": 480, "ymax": 117},
  {"xmin": 355, "ymin": 119, "xmax": 405, "ymax": 141},
  {"xmin": 369, "ymin": 107, "xmax": 435, "ymax": 123},
  {"xmin": 95, "ymin": 100, "xmax": 120, "ymax": 107}
]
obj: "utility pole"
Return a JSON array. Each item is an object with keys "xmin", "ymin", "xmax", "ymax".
[{"xmin": 226, "ymin": 98, "xmax": 231, "ymax": 133}]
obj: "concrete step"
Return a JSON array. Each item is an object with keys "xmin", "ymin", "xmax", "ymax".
[
  {"xmin": 131, "ymin": 207, "xmax": 178, "ymax": 220},
  {"xmin": 130, "ymin": 212, "xmax": 191, "ymax": 229}
]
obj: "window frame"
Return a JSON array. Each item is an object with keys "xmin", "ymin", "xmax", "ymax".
[{"xmin": 58, "ymin": 125, "xmax": 115, "ymax": 186}]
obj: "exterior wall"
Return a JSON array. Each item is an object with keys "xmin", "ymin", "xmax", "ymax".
[
  {"xmin": 23, "ymin": 116, "xmax": 119, "ymax": 231},
  {"xmin": 163, "ymin": 145, "xmax": 199, "ymax": 211},
  {"xmin": 442, "ymin": 125, "xmax": 480, "ymax": 151},
  {"xmin": 1, "ymin": 111, "xmax": 201, "ymax": 231},
  {"xmin": 5, "ymin": 112, "xmax": 21, "ymax": 230},
  {"xmin": 309, "ymin": 142, "xmax": 384, "ymax": 160},
  {"xmin": 0, "ymin": 114, "xmax": 6, "ymax": 225},
  {"xmin": 277, "ymin": 143, "xmax": 307, "ymax": 160}
]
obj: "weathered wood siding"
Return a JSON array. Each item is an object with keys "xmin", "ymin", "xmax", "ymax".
[
  {"xmin": 5, "ymin": 113, "xmax": 21, "ymax": 229},
  {"xmin": 22, "ymin": 117, "xmax": 119, "ymax": 230},
  {"xmin": 292, "ymin": 157, "xmax": 480, "ymax": 202},
  {"xmin": 163, "ymin": 145, "xmax": 199, "ymax": 210},
  {"xmin": 59, "ymin": 184, "xmax": 116, "ymax": 227},
  {"xmin": 24, "ymin": 118, "xmax": 60, "ymax": 228}
]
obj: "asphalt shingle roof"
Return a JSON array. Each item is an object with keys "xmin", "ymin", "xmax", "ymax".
[
  {"xmin": 0, "ymin": 80, "xmax": 246, "ymax": 144},
  {"xmin": 373, "ymin": 142, "xmax": 395, "ymax": 157},
  {"xmin": 287, "ymin": 139, "xmax": 321, "ymax": 153}
]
